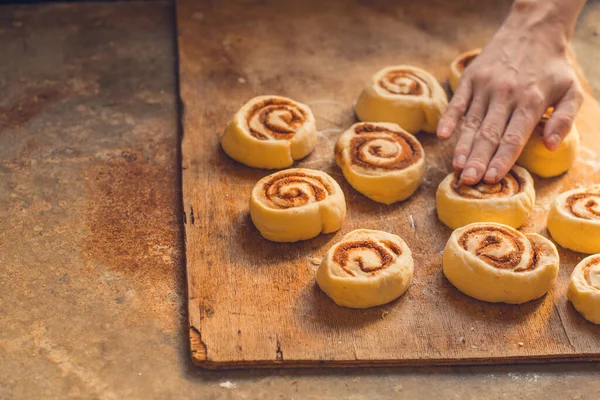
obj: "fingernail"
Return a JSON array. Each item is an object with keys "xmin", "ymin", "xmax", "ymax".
[
  {"xmin": 438, "ymin": 127, "xmax": 450, "ymax": 138},
  {"xmin": 456, "ymin": 155, "xmax": 467, "ymax": 168},
  {"xmin": 462, "ymin": 167, "xmax": 477, "ymax": 182},
  {"xmin": 484, "ymin": 168, "xmax": 498, "ymax": 182},
  {"xmin": 548, "ymin": 134, "xmax": 561, "ymax": 150}
]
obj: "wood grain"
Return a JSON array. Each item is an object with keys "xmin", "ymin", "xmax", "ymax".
[{"xmin": 177, "ymin": 0, "xmax": 600, "ymax": 369}]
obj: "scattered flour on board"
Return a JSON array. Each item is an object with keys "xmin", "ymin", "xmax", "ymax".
[
  {"xmin": 409, "ymin": 215, "xmax": 416, "ymax": 231},
  {"xmin": 219, "ymin": 381, "xmax": 237, "ymax": 389},
  {"xmin": 579, "ymin": 146, "xmax": 600, "ymax": 172}
]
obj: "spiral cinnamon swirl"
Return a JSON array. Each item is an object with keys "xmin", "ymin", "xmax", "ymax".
[
  {"xmin": 568, "ymin": 254, "xmax": 600, "ymax": 324},
  {"xmin": 449, "ymin": 49, "xmax": 481, "ymax": 93},
  {"xmin": 316, "ymin": 229, "xmax": 414, "ymax": 308},
  {"xmin": 249, "ymin": 168, "xmax": 346, "ymax": 242},
  {"xmin": 334, "ymin": 122, "xmax": 425, "ymax": 204},
  {"xmin": 443, "ymin": 222, "xmax": 560, "ymax": 304},
  {"xmin": 221, "ymin": 95, "xmax": 317, "ymax": 169},
  {"xmin": 436, "ymin": 166, "xmax": 535, "ymax": 229},
  {"xmin": 355, "ymin": 65, "xmax": 448, "ymax": 134},
  {"xmin": 547, "ymin": 185, "xmax": 600, "ymax": 254},
  {"xmin": 517, "ymin": 107, "xmax": 580, "ymax": 177}
]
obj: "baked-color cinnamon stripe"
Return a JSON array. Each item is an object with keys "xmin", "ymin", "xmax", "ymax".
[
  {"xmin": 583, "ymin": 257, "xmax": 600, "ymax": 289},
  {"xmin": 333, "ymin": 239, "xmax": 402, "ymax": 277},
  {"xmin": 245, "ymin": 97, "xmax": 309, "ymax": 140},
  {"xmin": 566, "ymin": 190, "xmax": 600, "ymax": 220},
  {"xmin": 451, "ymin": 171, "xmax": 523, "ymax": 199},
  {"xmin": 458, "ymin": 226, "xmax": 539, "ymax": 272},
  {"xmin": 346, "ymin": 123, "xmax": 423, "ymax": 170},
  {"xmin": 378, "ymin": 70, "xmax": 431, "ymax": 97},
  {"xmin": 262, "ymin": 171, "xmax": 334, "ymax": 209}
]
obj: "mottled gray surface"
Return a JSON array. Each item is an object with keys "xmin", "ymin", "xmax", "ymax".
[{"xmin": 0, "ymin": 2, "xmax": 599, "ymax": 399}]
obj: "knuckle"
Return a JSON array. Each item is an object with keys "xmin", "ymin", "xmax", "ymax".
[
  {"xmin": 523, "ymin": 87, "xmax": 545, "ymax": 108},
  {"xmin": 501, "ymin": 130, "xmax": 525, "ymax": 148},
  {"xmin": 478, "ymin": 125, "xmax": 503, "ymax": 144},
  {"xmin": 475, "ymin": 69, "xmax": 493, "ymax": 83},
  {"xmin": 572, "ymin": 86, "xmax": 584, "ymax": 103},
  {"xmin": 496, "ymin": 78, "xmax": 516, "ymax": 96},
  {"xmin": 490, "ymin": 158, "xmax": 510, "ymax": 171},
  {"xmin": 553, "ymin": 114, "xmax": 574, "ymax": 132},
  {"xmin": 454, "ymin": 145, "xmax": 471, "ymax": 155},
  {"xmin": 465, "ymin": 158, "xmax": 488, "ymax": 171},
  {"xmin": 462, "ymin": 115, "xmax": 483, "ymax": 131},
  {"xmin": 451, "ymin": 98, "xmax": 468, "ymax": 114}
]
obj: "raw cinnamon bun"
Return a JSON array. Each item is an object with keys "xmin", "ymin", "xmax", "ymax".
[
  {"xmin": 436, "ymin": 166, "xmax": 535, "ymax": 229},
  {"xmin": 355, "ymin": 66, "xmax": 448, "ymax": 134},
  {"xmin": 249, "ymin": 168, "xmax": 346, "ymax": 242},
  {"xmin": 221, "ymin": 95, "xmax": 317, "ymax": 169},
  {"xmin": 517, "ymin": 108, "xmax": 580, "ymax": 178},
  {"xmin": 316, "ymin": 229, "xmax": 414, "ymax": 308},
  {"xmin": 443, "ymin": 222, "xmax": 559, "ymax": 304},
  {"xmin": 568, "ymin": 254, "xmax": 600, "ymax": 324},
  {"xmin": 335, "ymin": 122, "xmax": 425, "ymax": 204},
  {"xmin": 548, "ymin": 185, "xmax": 600, "ymax": 254}
]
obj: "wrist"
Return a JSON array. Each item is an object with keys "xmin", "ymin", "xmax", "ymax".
[{"xmin": 503, "ymin": 0, "xmax": 584, "ymax": 46}]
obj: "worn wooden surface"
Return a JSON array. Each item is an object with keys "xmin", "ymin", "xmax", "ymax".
[{"xmin": 178, "ymin": 0, "xmax": 600, "ymax": 368}]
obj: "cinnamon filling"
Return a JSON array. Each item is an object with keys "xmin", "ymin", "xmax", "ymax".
[
  {"xmin": 451, "ymin": 170, "xmax": 523, "ymax": 199},
  {"xmin": 246, "ymin": 98, "xmax": 307, "ymax": 140},
  {"xmin": 262, "ymin": 172, "xmax": 333, "ymax": 209},
  {"xmin": 348, "ymin": 123, "xmax": 422, "ymax": 170},
  {"xmin": 459, "ymin": 226, "xmax": 538, "ymax": 272},
  {"xmin": 333, "ymin": 239, "xmax": 401, "ymax": 277},
  {"xmin": 378, "ymin": 71, "xmax": 430, "ymax": 97},
  {"xmin": 583, "ymin": 257, "xmax": 600, "ymax": 290},
  {"xmin": 566, "ymin": 191, "xmax": 600, "ymax": 220}
]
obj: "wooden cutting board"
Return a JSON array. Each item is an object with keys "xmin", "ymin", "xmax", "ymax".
[{"xmin": 178, "ymin": 0, "xmax": 600, "ymax": 368}]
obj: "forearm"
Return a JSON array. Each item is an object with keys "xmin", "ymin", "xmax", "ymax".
[{"xmin": 502, "ymin": 0, "xmax": 587, "ymax": 48}]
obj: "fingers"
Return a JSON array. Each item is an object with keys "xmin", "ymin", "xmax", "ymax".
[
  {"xmin": 485, "ymin": 88, "xmax": 545, "ymax": 183},
  {"xmin": 460, "ymin": 95, "xmax": 513, "ymax": 185},
  {"xmin": 543, "ymin": 82, "xmax": 584, "ymax": 151},
  {"xmin": 452, "ymin": 93, "xmax": 487, "ymax": 171},
  {"xmin": 485, "ymin": 108, "xmax": 538, "ymax": 183},
  {"xmin": 437, "ymin": 78, "xmax": 472, "ymax": 140}
]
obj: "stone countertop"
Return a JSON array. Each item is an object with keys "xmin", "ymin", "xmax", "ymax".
[{"xmin": 0, "ymin": 2, "xmax": 599, "ymax": 399}]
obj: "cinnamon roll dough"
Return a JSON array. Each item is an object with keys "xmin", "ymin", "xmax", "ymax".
[
  {"xmin": 443, "ymin": 222, "xmax": 560, "ymax": 304},
  {"xmin": 221, "ymin": 95, "xmax": 317, "ymax": 169},
  {"xmin": 436, "ymin": 166, "xmax": 535, "ymax": 229},
  {"xmin": 547, "ymin": 185, "xmax": 600, "ymax": 254},
  {"xmin": 449, "ymin": 49, "xmax": 480, "ymax": 92},
  {"xmin": 568, "ymin": 254, "xmax": 600, "ymax": 324},
  {"xmin": 517, "ymin": 108, "xmax": 580, "ymax": 178},
  {"xmin": 335, "ymin": 122, "xmax": 425, "ymax": 204},
  {"xmin": 355, "ymin": 65, "xmax": 448, "ymax": 134},
  {"xmin": 249, "ymin": 168, "xmax": 346, "ymax": 242},
  {"xmin": 316, "ymin": 229, "xmax": 414, "ymax": 308}
]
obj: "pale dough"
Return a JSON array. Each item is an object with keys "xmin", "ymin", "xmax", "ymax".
[
  {"xmin": 335, "ymin": 122, "xmax": 425, "ymax": 204},
  {"xmin": 449, "ymin": 49, "xmax": 480, "ymax": 92},
  {"xmin": 221, "ymin": 95, "xmax": 317, "ymax": 169},
  {"xmin": 249, "ymin": 168, "xmax": 346, "ymax": 242},
  {"xmin": 316, "ymin": 229, "xmax": 414, "ymax": 308},
  {"xmin": 355, "ymin": 65, "xmax": 448, "ymax": 134},
  {"xmin": 568, "ymin": 254, "xmax": 600, "ymax": 324},
  {"xmin": 436, "ymin": 166, "xmax": 535, "ymax": 229},
  {"xmin": 547, "ymin": 185, "xmax": 600, "ymax": 254},
  {"xmin": 443, "ymin": 222, "xmax": 559, "ymax": 304},
  {"xmin": 517, "ymin": 108, "xmax": 580, "ymax": 177}
]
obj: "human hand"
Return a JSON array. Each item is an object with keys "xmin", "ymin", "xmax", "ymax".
[{"xmin": 437, "ymin": 0, "xmax": 585, "ymax": 185}]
